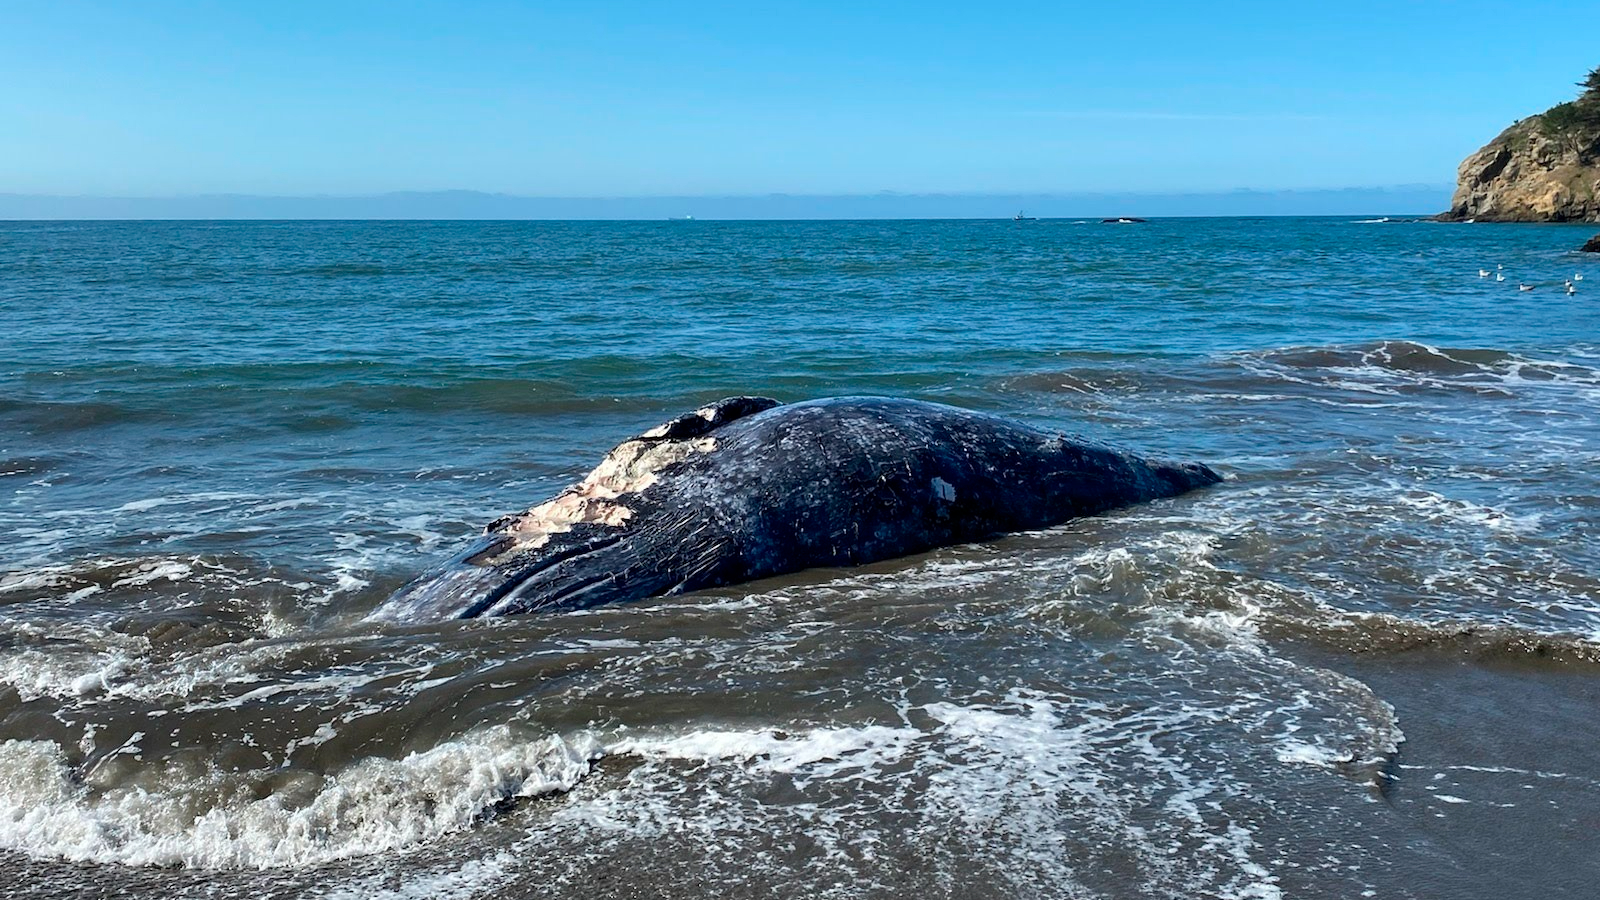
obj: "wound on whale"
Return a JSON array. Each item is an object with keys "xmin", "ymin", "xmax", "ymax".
[{"xmin": 371, "ymin": 396, "xmax": 1222, "ymax": 622}]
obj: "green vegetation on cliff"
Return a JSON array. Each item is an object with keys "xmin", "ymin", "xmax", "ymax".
[
  {"xmin": 1536, "ymin": 65, "xmax": 1600, "ymax": 162},
  {"xmin": 1582, "ymin": 64, "xmax": 1600, "ymax": 97}
]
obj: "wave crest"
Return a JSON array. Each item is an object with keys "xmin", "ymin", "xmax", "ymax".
[{"xmin": 0, "ymin": 726, "xmax": 596, "ymax": 869}]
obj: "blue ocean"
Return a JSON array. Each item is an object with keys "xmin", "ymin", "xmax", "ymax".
[{"xmin": 2, "ymin": 217, "xmax": 1598, "ymax": 899}]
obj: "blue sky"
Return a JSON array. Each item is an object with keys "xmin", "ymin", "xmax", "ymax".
[{"xmin": 1, "ymin": 1, "xmax": 1592, "ymax": 197}]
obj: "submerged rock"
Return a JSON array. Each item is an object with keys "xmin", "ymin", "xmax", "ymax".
[{"xmin": 1583, "ymin": 233, "xmax": 1600, "ymax": 252}]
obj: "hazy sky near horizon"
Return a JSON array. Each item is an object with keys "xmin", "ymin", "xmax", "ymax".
[{"xmin": 3, "ymin": 1, "xmax": 1591, "ymax": 196}]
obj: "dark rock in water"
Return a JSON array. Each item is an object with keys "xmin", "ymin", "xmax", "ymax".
[
  {"xmin": 1583, "ymin": 233, "xmax": 1600, "ymax": 252},
  {"xmin": 371, "ymin": 396, "xmax": 1221, "ymax": 621}
]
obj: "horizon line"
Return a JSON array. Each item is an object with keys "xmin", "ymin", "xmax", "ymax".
[
  {"xmin": 0, "ymin": 185, "xmax": 1460, "ymax": 222},
  {"xmin": 2, "ymin": 215, "xmax": 1465, "ymax": 223},
  {"xmin": 0, "ymin": 185, "xmax": 1453, "ymax": 201}
]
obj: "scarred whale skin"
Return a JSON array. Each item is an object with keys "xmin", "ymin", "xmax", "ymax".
[{"xmin": 371, "ymin": 396, "xmax": 1221, "ymax": 622}]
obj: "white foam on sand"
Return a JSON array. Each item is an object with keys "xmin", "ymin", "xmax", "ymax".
[
  {"xmin": 541, "ymin": 689, "xmax": 1291, "ymax": 900},
  {"xmin": 611, "ymin": 724, "xmax": 920, "ymax": 783},
  {"xmin": 314, "ymin": 851, "xmax": 522, "ymax": 900}
]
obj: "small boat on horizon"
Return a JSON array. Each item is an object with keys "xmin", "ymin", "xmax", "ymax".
[
  {"xmin": 1013, "ymin": 210, "xmax": 1036, "ymax": 221},
  {"xmin": 1101, "ymin": 217, "xmax": 1147, "ymax": 224}
]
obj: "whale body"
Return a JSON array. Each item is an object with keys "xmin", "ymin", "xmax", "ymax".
[{"xmin": 371, "ymin": 396, "xmax": 1221, "ymax": 622}]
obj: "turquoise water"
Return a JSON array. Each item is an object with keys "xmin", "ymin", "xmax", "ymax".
[{"xmin": 1, "ymin": 218, "xmax": 1598, "ymax": 898}]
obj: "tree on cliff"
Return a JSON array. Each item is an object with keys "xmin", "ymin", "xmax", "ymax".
[
  {"xmin": 1542, "ymin": 101, "xmax": 1598, "ymax": 157},
  {"xmin": 1581, "ymin": 64, "xmax": 1600, "ymax": 101},
  {"xmin": 1539, "ymin": 65, "xmax": 1600, "ymax": 161}
]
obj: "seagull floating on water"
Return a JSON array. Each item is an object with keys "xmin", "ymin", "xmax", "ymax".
[
  {"xmin": 1519, "ymin": 283, "xmax": 1535, "ymax": 292},
  {"xmin": 1479, "ymin": 269, "xmax": 1490, "ymax": 278},
  {"xmin": 1495, "ymin": 272, "xmax": 1505, "ymax": 282},
  {"xmin": 1576, "ymin": 273, "xmax": 1585, "ymax": 282},
  {"xmin": 1569, "ymin": 282, "xmax": 1578, "ymax": 296}
]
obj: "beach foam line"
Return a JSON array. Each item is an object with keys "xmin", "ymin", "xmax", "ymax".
[{"xmin": 0, "ymin": 726, "xmax": 596, "ymax": 870}]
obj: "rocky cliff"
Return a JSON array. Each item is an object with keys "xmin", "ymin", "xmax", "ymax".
[{"xmin": 1440, "ymin": 116, "xmax": 1600, "ymax": 222}]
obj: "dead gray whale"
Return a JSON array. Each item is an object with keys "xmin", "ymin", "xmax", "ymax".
[{"xmin": 370, "ymin": 396, "xmax": 1221, "ymax": 621}]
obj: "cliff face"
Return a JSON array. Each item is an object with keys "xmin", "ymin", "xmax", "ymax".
[{"xmin": 1441, "ymin": 117, "xmax": 1600, "ymax": 222}]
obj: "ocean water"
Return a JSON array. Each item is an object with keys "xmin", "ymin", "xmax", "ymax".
[{"xmin": 1, "ymin": 217, "xmax": 1597, "ymax": 899}]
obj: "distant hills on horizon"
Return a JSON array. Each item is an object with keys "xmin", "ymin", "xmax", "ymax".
[{"xmin": 0, "ymin": 186, "xmax": 1453, "ymax": 220}]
